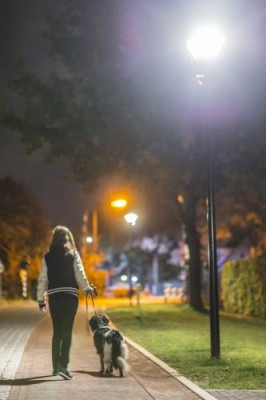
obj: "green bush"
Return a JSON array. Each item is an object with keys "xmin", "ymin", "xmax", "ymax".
[{"xmin": 221, "ymin": 256, "xmax": 266, "ymax": 318}]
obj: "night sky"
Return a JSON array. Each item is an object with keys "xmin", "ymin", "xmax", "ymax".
[{"xmin": 0, "ymin": 0, "xmax": 265, "ymax": 235}]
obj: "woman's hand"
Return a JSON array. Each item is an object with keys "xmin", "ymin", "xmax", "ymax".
[
  {"xmin": 86, "ymin": 284, "xmax": 98, "ymax": 296},
  {"xmin": 38, "ymin": 301, "xmax": 47, "ymax": 313}
]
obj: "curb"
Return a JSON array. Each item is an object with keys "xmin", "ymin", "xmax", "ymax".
[{"xmin": 125, "ymin": 336, "xmax": 217, "ymax": 400}]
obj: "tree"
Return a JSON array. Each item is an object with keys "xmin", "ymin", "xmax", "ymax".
[
  {"xmin": 0, "ymin": 177, "xmax": 50, "ymax": 297},
  {"xmin": 1, "ymin": 0, "xmax": 266, "ymax": 310}
]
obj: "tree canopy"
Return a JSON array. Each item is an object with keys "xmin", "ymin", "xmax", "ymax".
[
  {"xmin": 0, "ymin": 176, "xmax": 50, "ymax": 287},
  {"xmin": 2, "ymin": 0, "xmax": 265, "ymax": 212}
]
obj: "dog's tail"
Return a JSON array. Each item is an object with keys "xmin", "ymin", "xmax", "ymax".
[
  {"xmin": 111, "ymin": 333, "xmax": 130, "ymax": 373},
  {"xmin": 121, "ymin": 341, "xmax": 129, "ymax": 360},
  {"xmin": 117, "ymin": 342, "xmax": 130, "ymax": 372},
  {"xmin": 117, "ymin": 356, "xmax": 130, "ymax": 373}
]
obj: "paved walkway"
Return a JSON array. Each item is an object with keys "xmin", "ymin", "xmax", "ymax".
[
  {"xmin": 0, "ymin": 303, "xmax": 213, "ymax": 400},
  {"xmin": 0, "ymin": 302, "xmax": 266, "ymax": 400}
]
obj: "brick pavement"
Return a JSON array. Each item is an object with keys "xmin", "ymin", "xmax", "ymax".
[
  {"xmin": 1, "ymin": 303, "xmax": 266, "ymax": 400},
  {"xmin": 0, "ymin": 302, "xmax": 44, "ymax": 400},
  {"xmin": 5, "ymin": 306, "xmax": 214, "ymax": 400}
]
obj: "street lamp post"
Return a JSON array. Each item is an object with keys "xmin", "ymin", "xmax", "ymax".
[
  {"xmin": 81, "ymin": 208, "xmax": 98, "ymax": 254},
  {"xmin": 110, "ymin": 198, "xmax": 128, "ymax": 256},
  {"xmin": 0, "ymin": 259, "xmax": 4, "ymax": 302},
  {"xmin": 81, "ymin": 198, "xmax": 128, "ymax": 257},
  {"xmin": 92, "ymin": 209, "xmax": 98, "ymax": 253},
  {"xmin": 187, "ymin": 25, "xmax": 225, "ymax": 358},
  {"xmin": 124, "ymin": 212, "xmax": 138, "ymax": 306}
]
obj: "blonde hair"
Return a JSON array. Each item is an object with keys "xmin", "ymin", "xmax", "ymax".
[{"xmin": 49, "ymin": 225, "xmax": 76, "ymax": 255}]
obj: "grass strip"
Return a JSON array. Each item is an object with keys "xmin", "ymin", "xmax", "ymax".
[{"xmin": 107, "ymin": 303, "xmax": 266, "ymax": 389}]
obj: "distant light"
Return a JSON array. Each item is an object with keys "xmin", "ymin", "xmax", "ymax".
[
  {"xmin": 132, "ymin": 275, "xmax": 138, "ymax": 283},
  {"xmin": 86, "ymin": 236, "xmax": 93, "ymax": 243},
  {"xmin": 111, "ymin": 199, "xmax": 127, "ymax": 208},
  {"xmin": 120, "ymin": 275, "xmax": 128, "ymax": 282},
  {"xmin": 187, "ymin": 25, "xmax": 225, "ymax": 61},
  {"xmin": 124, "ymin": 212, "xmax": 138, "ymax": 226},
  {"xmin": 196, "ymin": 74, "xmax": 205, "ymax": 85}
]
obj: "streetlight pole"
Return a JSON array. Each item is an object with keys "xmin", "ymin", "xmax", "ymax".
[
  {"xmin": 110, "ymin": 198, "xmax": 128, "ymax": 257},
  {"xmin": 124, "ymin": 212, "xmax": 138, "ymax": 306},
  {"xmin": 81, "ymin": 198, "xmax": 128, "ymax": 258},
  {"xmin": 81, "ymin": 209, "xmax": 89, "ymax": 257},
  {"xmin": 92, "ymin": 209, "xmax": 98, "ymax": 253},
  {"xmin": 0, "ymin": 259, "xmax": 4, "ymax": 302},
  {"xmin": 206, "ymin": 101, "xmax": 220, "ymax": 358},
  {"xmin": 81, "ymin": 208, "xmax": 98, "ymax": 254},
  {"xmin": 187, "ymin": 25, "xmax": 225, "ymax": 358}
]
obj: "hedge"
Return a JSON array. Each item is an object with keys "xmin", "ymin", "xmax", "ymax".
[{"xmin": 221, "ymin": 256, "xmax": 266, "ymax": 318}]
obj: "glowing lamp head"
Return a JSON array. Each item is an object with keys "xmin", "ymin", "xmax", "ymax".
[
  {"xmin": 111, "ymin": 199, "xmax": 127, "ymax": 208},
  {"xmin": 86, "ymin": 236, "xmax": 93, "ymax": 244},
  {"xmin": 120, "ymin": 275, "xmax": 128, "ymax": 282},
  {"xmin": 124, "ymin": 212, "xmax": 138, "ymax": 226},
  {"xmin": 187, "ymin": 25, "xmax": 225, "ymax": 62}
]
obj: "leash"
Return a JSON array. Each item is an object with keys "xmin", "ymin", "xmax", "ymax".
[
  {"xmin": 86, "ymin": 291, "xmax": 97, "ymax": 318},
  {"xmin": 85, "ymin": 287, "xmax": 98, "ymax": 333},
  {"xmin": 90, "ymin": 292, "xmax": 98, "ymax": 316},
  {"xmin": 85, "ymin": 292, "xmax": 94, "ymax": 333}
]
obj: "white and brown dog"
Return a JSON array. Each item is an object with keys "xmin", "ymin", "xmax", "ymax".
[{"xmin": 89, "ymin": 315, "xmax": 129, "ymax": 377}]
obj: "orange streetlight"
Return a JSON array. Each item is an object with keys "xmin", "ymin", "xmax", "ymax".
[{"xmin": 111, "ymin": 199, "xmax": 128, "ymax": 209}]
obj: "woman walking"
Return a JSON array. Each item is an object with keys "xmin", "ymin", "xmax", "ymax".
[{"xmin": 37, "ymin": 225, "xmax": 96, "ymax": 380}]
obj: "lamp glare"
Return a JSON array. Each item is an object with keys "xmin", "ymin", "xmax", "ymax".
[{"xmin": 187, "ymin": 25, "xmax": 225, "ymax": 61}]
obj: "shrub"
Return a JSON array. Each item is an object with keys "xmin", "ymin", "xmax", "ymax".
[{"xmin": 221, "ymin": 256, "xmax": 266, "ymax": 318}]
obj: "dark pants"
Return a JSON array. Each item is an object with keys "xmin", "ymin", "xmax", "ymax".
[{"xmin": 49, "ymin": 293, "xmax": 78, "ymax": 370}]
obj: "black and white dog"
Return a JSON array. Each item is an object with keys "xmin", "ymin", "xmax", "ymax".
[{"xmin": 89, "ymin": 315, "xmax": 129, "ymax": 377}]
